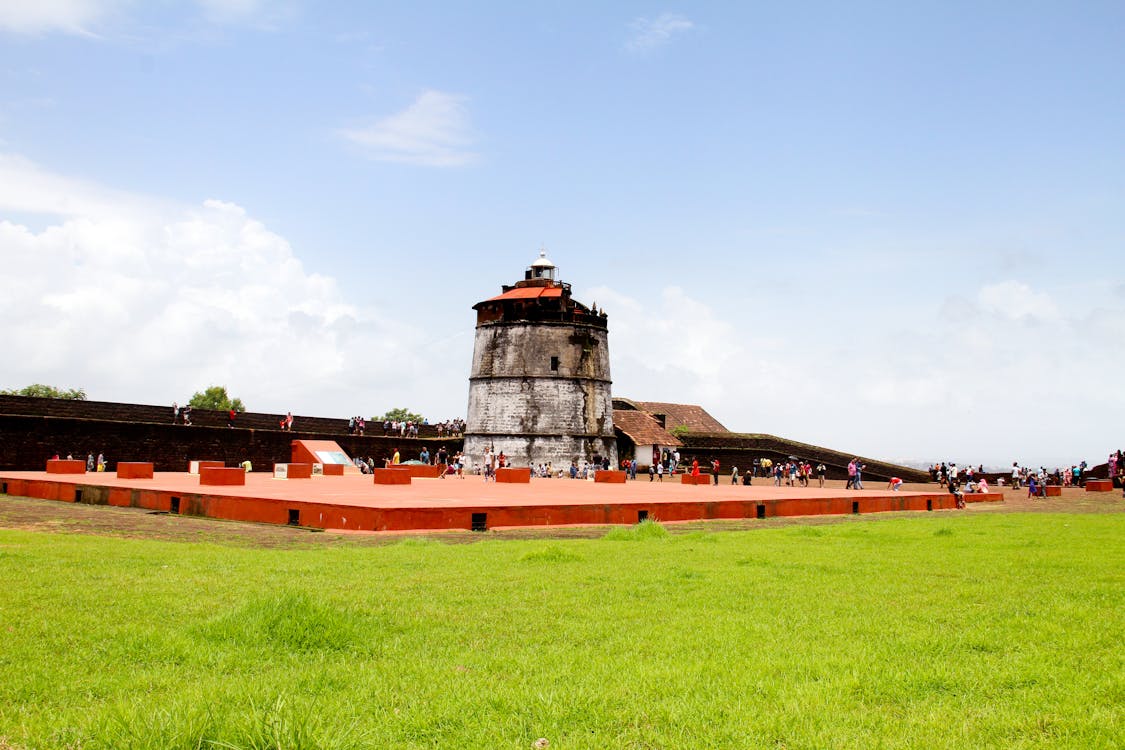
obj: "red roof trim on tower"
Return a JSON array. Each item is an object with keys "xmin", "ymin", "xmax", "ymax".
[{"xmin": 485, "ymin": 286, "xmax": 564, "ymax": 302}]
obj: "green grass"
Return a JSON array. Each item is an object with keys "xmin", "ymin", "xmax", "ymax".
[{"xmin": 0, "ymin": 513, "xmax": 1123, "ymax": 749}]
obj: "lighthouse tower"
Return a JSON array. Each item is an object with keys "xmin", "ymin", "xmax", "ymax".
[{"xmin": 464, "ymin": 252, "xmax": 617, "ymax": 470}]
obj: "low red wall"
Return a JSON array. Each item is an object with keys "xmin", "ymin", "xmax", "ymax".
[
  {"xmin": 199, "ymin": 467, "xmax": 246, "ymax": 486},
  {"xmin": 1086, "ymin": 479, "xmax": 1113, "ymax": 492},
  {"xmin": 46, "ymin": 460, "xmax": 85, "ymax": 474},
  {"xmin": 374, "ymin": 468, "xmax": 411, "ymax": 485},
  {"xmin": 281, "ymin": 463, "xmax": 313, "ymax": 479},
  {"xmin": 496, "ymin": 467, "xmax": 531, "ymax": 483},
  {"xmin": 116, "ymin": 462, "xmax": 153, "ymax": 479},
  {"xmin": 595, "ymin": 470, "xmax": 627, "ymax": 484},
  {"xmin": 681, "ymin": 474, "xmax": 710, "ymax": 485},
  {"xmin": 963, "ymin": 492, "xmax": 1003, "ymax": 503},
  {"xmin": 394, "ymin": 464, "xmax": 443, "ymax": 478},
  {"xmin": 1044, "ymin": 485, "xmax": 1062, "ymax": 497},
  {"xmin": 191, "ymin": 460, "xmax": 224, "ymax": 473}
]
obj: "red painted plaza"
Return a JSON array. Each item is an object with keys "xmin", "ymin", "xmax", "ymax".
[{"xmin": 0, "ymin": 467, "xmax": 991, "ymax": 532}]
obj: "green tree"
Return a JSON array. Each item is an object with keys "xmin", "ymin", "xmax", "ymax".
[
  {"xmin": 188, "ymin": 385, "xmax": 246, "ymax": 412},
  {"xmin": 670, "ymin": 425, "xmax": 691, "ymax": 438},
  {"xmin": 1, "ymin": 384, "xmax": 87, "ymax": 400},
  {"xmin": 377, "ymin": 407, "xmax": 425, "ymax": 423}
]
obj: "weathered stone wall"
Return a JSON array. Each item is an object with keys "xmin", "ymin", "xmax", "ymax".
[
  {"xmin": 465, "ymin": 321, "xmax": 616, "ymax": 468},
  {"xmin": 0, "ymin": 414, "xmax": 462, "ymax": 472},
  {"xmin": 670, "ymin": 432, "xmax": 930, "ymax": 483},
  {"xmin": 471, "ymin": 323, "xmax": 611, "ymax": 380},
  {"xmin": 0, "ymin": 395, "xmax": 457, "ymax": 438}
]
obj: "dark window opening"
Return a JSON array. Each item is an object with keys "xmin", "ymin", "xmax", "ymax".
[
  {"xmin": 1, "ymin": 482, "xmax": 7, "ymax": 495},
  {"xmin": 471, "ymin": 512, "xmax": 488, "ymax": 532},
  {"xmin": 852, "ymin": 501, "xmax": 860, "ymax": 515},
  {"xmin": 756, "ymin": 504, "xmax": 766, "ymax": 519},
  {"xmin": 170, "ymin": 496, "xmax": 181, "ymax": 514},
  {"xmin": 926, "ymin": 499, "xmax": 933, "ymax": 511},
  {"xmin": 288, "ymin": 508, "xmax": 300, "ymax": 526},
  {"xmin": 653, "ymin": 414, "xmax": 666, "ymax": 428},
  {"xmin": 550, "ymin": 356, "xmax": 559, "ymax": 372},
  {"xmin": 74, "ymin": 489, "xmax": 83, "ymax": 503},
  {"xmin": 637, "ymin": 509, "xmax": 649, "ymax": 522}
]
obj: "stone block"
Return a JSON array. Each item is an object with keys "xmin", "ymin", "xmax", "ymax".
[
  {"xmin": 200, "ymin": 467, "xmax": 245, "ymax": 486},
  {"xmin": 496, "ymin": 467, "xmax": 531, "ymax": 483},
  {"xmin": 116, "ymin": 462, "xmax": 154, "ymax": 479},
  {"xmin": 374, "ymin": 468, "xmax": 411, "ymax": 485},
  {"xmin": 46, "ymin": 459, "xmax": 85, "ymax": 474}
]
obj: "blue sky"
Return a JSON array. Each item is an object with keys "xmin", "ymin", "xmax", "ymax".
[{"xmin": 1, "ymin": 1, "xmax": 1123, "ymax": 468}]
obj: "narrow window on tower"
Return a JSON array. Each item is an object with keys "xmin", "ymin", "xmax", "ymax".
[{"xmin": 550, "ymin": 356, "xmax": 560, "ymax": 372}]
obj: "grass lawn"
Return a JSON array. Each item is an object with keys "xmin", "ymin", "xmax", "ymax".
[{"xmin": 0, "ymin": 512, "xmax": 1122, "ymax": 749}]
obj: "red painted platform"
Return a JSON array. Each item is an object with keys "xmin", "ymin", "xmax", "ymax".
[
  {"xmin": 681, "ymin": 474, "xmax": 710, "ymax": 485},
  {"xmin": 1044, "ymin": 485, "xmax": 1062, "ymax": 497},
  {"xmin": 0, "ymin": 470, "xmax": 963, "ymax": 533},
  {"xmin": 595, "ymin": 470, "xmax": 627, "ymax": 484},
  {"xmin": 1086, "ymin": 479, "xmax": 1113, "ymax": 492}
]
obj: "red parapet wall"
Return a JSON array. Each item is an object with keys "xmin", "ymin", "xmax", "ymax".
[
  {"xmin": 374, "ymin": 468, "xmax": 411, "ymax": 485},
  {"xmin": 116, "ymin": 462, "xmax": 153, "ymax": 479},
  {"xmin": 200, "ymin": 467, "xmax": 246, "ymax": 486},
  {"xmin": 595, "ymin": 470, "xmax": 627, "ymax": 484},
  {"xmin": 681, "ymin": 474, "xmax": 710, "ymax": 485},
  {"xmin": 1086, "ymin": 479, "xmax": 1113, "ymax": 492},
  {"xmin": 1044, "ymin": 485, "xmax": 1063, "ymax": 497},
  {"xmin": 46, "ymin": 460, "xmax": 86, "ymax": 474},
  {"xmin": 321, "ymin": 463, "xmax": 345, "ymax": 476},
  {"xmin": 190, "ymin": 460, "xmax": 224, "ymax": 474},
  {"xmin": 496, "ymin": 468, "xmax": 531, "ymax": 483},
  {"xmin": 963, "ymin": 492, "xmax": 1003, "ymax": 503}
]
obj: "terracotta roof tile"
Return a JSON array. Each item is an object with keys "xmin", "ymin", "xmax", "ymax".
[
  {"xmin": 613, "ymin": 410, "xmax": 682, "ymax": 447},
  {"xmin": 629, "ymin": 401, "xmax": 728, "ymax": 433}
]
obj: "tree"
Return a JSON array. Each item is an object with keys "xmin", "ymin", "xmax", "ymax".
[
  {"xmin": 188, "ymin": 385, "xmax": 246, "ymax": 412},
  {"xmin": 670, "ymin": 425, "xmax": 691, "ymax": 438},
  {"xmin": 1, "ymin": 384, "xmax": 87, "ymax": 400},
  {"xmin": 377, "ymin": 407, "xmax": 425, "ymax": 423}
]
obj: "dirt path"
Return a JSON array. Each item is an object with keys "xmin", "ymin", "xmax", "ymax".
[{"xmin": 1, "ymin": 482, "xmax": 1120, "ymax": 549}]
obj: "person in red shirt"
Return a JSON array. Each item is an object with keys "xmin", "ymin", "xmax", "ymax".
[
  {"xmin": 691, "ymin": 459, "xmax": 700, "ymax": 477},
  {"xmin": 711, "ymin": 459, "xmax": 720, "ymax": 485}
]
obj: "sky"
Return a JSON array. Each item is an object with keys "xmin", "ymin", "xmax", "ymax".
[{"xmin": 1, "ymin": 1, "xmax": 1123, "ymax": 469}]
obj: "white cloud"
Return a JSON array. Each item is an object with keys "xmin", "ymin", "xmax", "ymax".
[
  {"xmin": 977, "ymin": 280, "xmax": 1060, "ymax": 321},
  {"xmin": 626, "ymin": 12, "xmax": 694, "ymax": 53},
  {"xmin": 586, "ymin": 281, "xmax": 1125, "ymax": 468},
  {"xmin": 0, "ymin": 0, "xmax": 121, "ymax": 36},
  {"xmin": 338, "ymin": 90, "xmax": 478, "ymax": 167},
  {"xmin": 194, "ymin": 0, "xmax": 294, "ymax": 29},
  {"xmin": 0, "ymin": 153, "xmax": 450, "ymax": 417}
]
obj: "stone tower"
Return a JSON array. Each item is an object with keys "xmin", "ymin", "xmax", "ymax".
[{"xmin": 464, "ymin": 252, "xmax": 617, "ymax": 470}]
